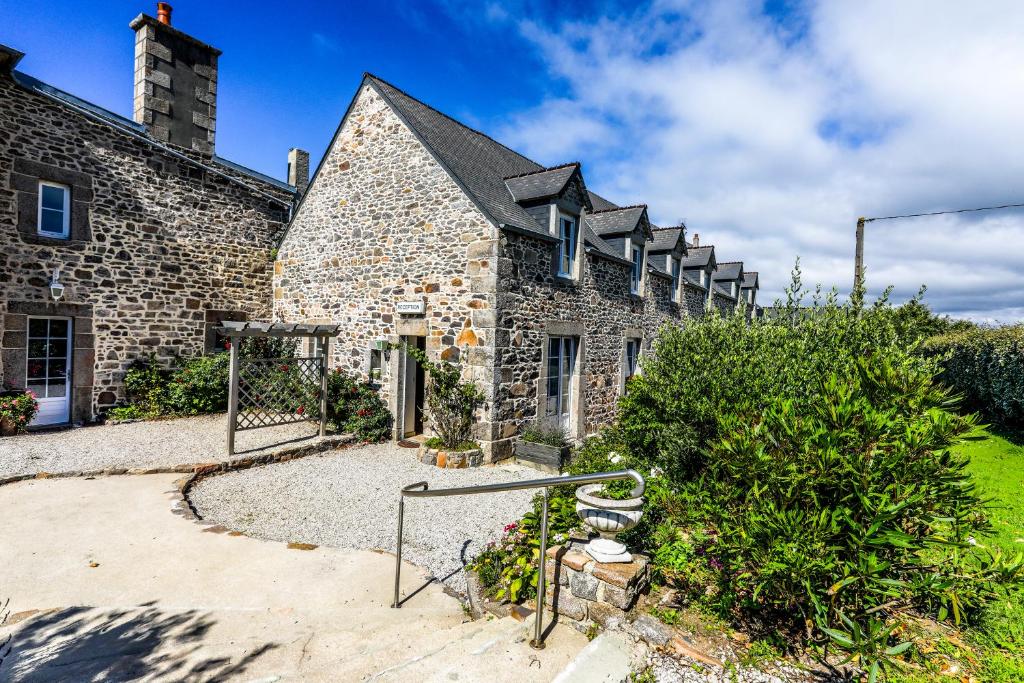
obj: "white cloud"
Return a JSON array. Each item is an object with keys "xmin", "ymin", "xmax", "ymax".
[{"xmin": 481, "ymin": 0, "xmax": 1024, "ymax": 319}]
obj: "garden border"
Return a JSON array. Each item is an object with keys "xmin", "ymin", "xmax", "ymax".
[{"xmin": 0, "ymin": 432, "xmax": 354, "ymax": 488}]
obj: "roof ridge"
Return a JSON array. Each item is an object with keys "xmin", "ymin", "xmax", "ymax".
[
  {"xmin": 503, "ymin": 162, "xmax": 580, "ymax": 181},
  {"xmin": 364, "ymin": 72, "xmax": 542, "ymax": 172},
  {"xmin": 589, "ymin": 203, "xmax": 647, "ymax": 215},
  {"xmin": 716, "ymin": 260, "xmax": 743, "ymax": 265}
]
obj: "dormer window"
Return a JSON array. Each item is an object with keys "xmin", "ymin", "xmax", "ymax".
[
  {"xmin": 630, "ymin": 244, "xmax": 643, "ymax": 295},
  {"xmin": 670, "ymin": 258, "xmax": 680, "ymax": 301},
  {"xmin": 557, "ymin": 213, "xmax": 577, "ymax": 278}
]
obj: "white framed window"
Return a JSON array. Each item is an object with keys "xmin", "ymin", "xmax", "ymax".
[
  {"xmin": 623, "ymin": 337, "xmax": 640, "ymax": 391},
  {"xmin": 545, "ymin": 336, "xmax": 577, "ymax": 430},
  {"xmin": 37, "ymin": 181, "xmax": 71, "ymax": 238},
  {"xmin": 630, "ymin": 244, "xmax": 643, "ymax": 294},
  {"xmin": 557, "ymin": 214, "xmax": 577, "ymax": 277},
  {"xmin": 670, "ymin": 258, "xmax": 680, "ymax": 301}
]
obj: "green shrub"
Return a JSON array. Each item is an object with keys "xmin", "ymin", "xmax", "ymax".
[
  {"xmin": 121, "ymin": 354, "xmax": 170, "ymax": 418},
  {"xmin": 0, "ymin": 387, "xmax": 39, "ymax": 433},
  {"xmin": 405, "ymin": 345, "xmax": 484, "ymax": 449},
  {"xmin": 325, "ymin": 368, "xmax": 390, "ymax": 442},
  {"xmin": 922, "ymin": 325, "xmax": 1024, "ymax": 428},
  {"xmin": 698, "ymin": 358, "xmax": 1022, "ymax": 677},
  {"xmin": 163, "ymin": 354, "xmax": 230, "ymax": 415}
]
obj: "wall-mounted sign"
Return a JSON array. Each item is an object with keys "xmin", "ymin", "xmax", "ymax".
[{"xmin": 396, "ymin": 300, "xmax": 426, "ymax": 315}]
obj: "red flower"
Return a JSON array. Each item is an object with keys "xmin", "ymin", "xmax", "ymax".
[
  {"xmin": 280, "ymin": 364, "xmax": 290, "ymax": 372},
  {"xmin": 224, "ymin": 341, "xmax": 231, "ymax": 350},
  {"xmin": 296, "ymin": 406, "xmax": 305, "ymax": 415},
  {"xmin": 357, "ymin": 409, "xmax": 369, "ymax": 417}
]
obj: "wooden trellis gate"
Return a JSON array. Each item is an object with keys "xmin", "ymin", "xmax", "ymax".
[{"xmin": 217, "ymin": 321, "xmax": 341, "ymax": 456}]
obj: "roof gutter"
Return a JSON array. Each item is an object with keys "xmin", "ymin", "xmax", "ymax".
[
  {"xmin": 13, "ymin": 72, "xmax": 293, "ymax": 209},
  {"xmin": 499, "ymin": 222, "xmax": 558, "ymax": 242}
]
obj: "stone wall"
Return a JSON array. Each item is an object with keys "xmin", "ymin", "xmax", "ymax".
[
  {"xmin": 273, "ymin": 84, "xmax": 501, "ymax": 452},
  {"xmin": 0, "ymin": 74, "xmax": 292, "ymax": 421},
  {"xmin": 712, "ymin": 291, "xmax": 737, "ymax": 316},
  {"xmin": 494, "ymin": 230, "xmax": 686, "ymax": 458}
]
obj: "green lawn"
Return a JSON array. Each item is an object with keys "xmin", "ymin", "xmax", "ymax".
[{"xmin": 957, "ymin": 427, "xmax": 1024, "ymax": 681}]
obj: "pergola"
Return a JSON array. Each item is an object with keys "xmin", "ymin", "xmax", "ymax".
[{"xmin": 216, "ymin": 321, "xmax": 341, "ymax": 456}]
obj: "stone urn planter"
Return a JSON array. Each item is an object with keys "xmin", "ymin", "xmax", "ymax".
[
  {"xmin": 1, "ymin": 416, "xmax": 17, "ymax": 437},
  {"xmin": 575, "ymin": 484, "xmax": 644, "ymax": 564}
]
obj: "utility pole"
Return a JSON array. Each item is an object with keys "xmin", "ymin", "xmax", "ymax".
[{"xmin": 853, "ymin": 216, "xmax": 866, "ymax": 293}]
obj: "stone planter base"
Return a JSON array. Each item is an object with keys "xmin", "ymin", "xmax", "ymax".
[
  {"xmin": 418, "ymin": 445, "xmax": 484, "ymax": 468},
  {"xmin": 543, "ymin": 541, "xmax": 650, "ymax": 633}
]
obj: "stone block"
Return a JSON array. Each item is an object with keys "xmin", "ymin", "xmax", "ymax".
[
  {"xmin": 570, "ymin": 569, "xmax": 599, "ymax": 601},
  {"xmin": 589, "ymin": 600, "xmax": 627, "ymax": 629},
  {"xmin": 632, "ymin": 614, "xmax": 672, "ymax": 646},
  {"xmin": 600, "ymin": 582, "xmax": 636, "ymax": 610},
  {"xmin": 591, "ymin": 556, "xmax": 648, "ymax": 589},
  {"xmin": 545, "ymin": 587, "xmax": 587, "ymax": 621}
]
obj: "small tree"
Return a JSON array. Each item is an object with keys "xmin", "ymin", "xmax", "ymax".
[{"xmin": 405, "ymin": 346, "xmax": 484, "ymax": 449}]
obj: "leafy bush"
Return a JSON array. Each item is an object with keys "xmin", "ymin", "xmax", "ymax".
[
  {"xmin": 521, "ymin": 421, "xmax": 570, "ymax": 448},
  {"xmin": 121, "ymin": 354, "xmax": 170, "ymax": 418},
  {"xmin": 163, "ymin": 353, "xmax": 230, "ymax": 415},
  {"xmin": 423, "ymin": 436, "xmax": 478, "ymax": 451},
  {"xmin": 325, "ymin": 367, "xmax": 390, "ymax": 442},
  {"xmin": 922, "ymin": 325, "xmax": 1024, "ymax": 428},
  {"xmin": 699, "ymin": 359, "xmax": 1021, "ymax": 678},
  {"xmin": 405, "ymin": 345, "xmax": 484, "ymax": 449},
  {"xmin": 0, "ymin": 387, "xmax": 39, "ymax": 434}
]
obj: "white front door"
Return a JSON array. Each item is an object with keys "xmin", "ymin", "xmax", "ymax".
[{"xmin": 27, "ymin": 316, "xmax": 72, "ymax": 426}]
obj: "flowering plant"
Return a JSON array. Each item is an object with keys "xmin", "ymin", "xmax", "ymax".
[{"xmin": 0, "ymin": 387, "xmax": 39, "ymax": 434}]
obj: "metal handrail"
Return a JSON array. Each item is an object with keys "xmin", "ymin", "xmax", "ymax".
[{"xmin": 391, "ymin": 469, "xmax": 645, "ymax": 650}]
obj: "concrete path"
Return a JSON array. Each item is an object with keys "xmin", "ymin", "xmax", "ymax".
[{"xmin": 0, "ymin": 475, "xmax": 587, "ymax": 681}]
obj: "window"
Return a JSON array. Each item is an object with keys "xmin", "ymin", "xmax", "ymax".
[
  {"xmin": 545, "ymin": 336, "xmax": 576, "ymax": 430},
  {"xmin": 623, "ymin": 338, "xmax": 640, "ymax": 391},
  {"xmin": 630, "ymin": 244, "xmax": 643, "ymax": 294},
  {"xmin": 670, "ymin": 258, "xmax": 680, "ymax": 301},
  {"xmin": 37, "ymin": 181, "xmax": 70, "ymax": 238},
  {"xmin": 557, "ymin": 214, "xmax": 577, "ymax": 277}
]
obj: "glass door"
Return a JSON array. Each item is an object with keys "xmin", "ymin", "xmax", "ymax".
[
  {"xmin": 545, "ymin": 336, "xmax": 576, "ymax": 431},
  {"xmin": 27, "ymin": 316, "xmax": 72, "ymax": 426}
]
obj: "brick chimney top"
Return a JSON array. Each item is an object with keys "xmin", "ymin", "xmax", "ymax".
[
  {"xmin": 157, "ymin": 2, "xmax": 172, "ymax": 25},
  {"xmin": 691, "ymin": 233, "xmax": 699, "ymax": 247}
]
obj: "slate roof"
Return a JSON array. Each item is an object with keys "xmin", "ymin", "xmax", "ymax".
[
  {"xmin": 649, "ymin": 226, "xmax": 686, "ymax": 253},
  {"xmin": 505, "ymin": 163, "xmax": 582, "ymax": 204},
  {"xmin": 682, "ymin": 270, "xmax": 706, "ymax": 288},
  {"xmin": 8, "ymin": 67, "xmax": 297, "ymax": 196},
  {"xmin": 742, "ymin": 271, "xmax": 759, "ymax": 289},
  {"xmin": 585, "ymin": 205, "xmax": 648, "ymax": 237},
  {"xmin": 712, "ymin": 261, "xmax": 744, "ymax": 281},
  {"xmin": 681, "ymin": 245, "xmax": 714, "ymax": 269}
]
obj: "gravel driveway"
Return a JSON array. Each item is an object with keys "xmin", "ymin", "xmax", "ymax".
[
  {"xmin": 189, "ymin": 442, "xmax": 539, "ymax": 595},
  {"xmin": 0, "ymin": 415, "xmax": 322, "ymax": 478}
]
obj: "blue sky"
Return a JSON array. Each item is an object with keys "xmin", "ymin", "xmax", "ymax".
[{"xmin": 4, "ymin": 1, "xmax": 1023, "ymax": 321}]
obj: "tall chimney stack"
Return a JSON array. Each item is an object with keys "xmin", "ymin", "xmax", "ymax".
[
  {"xmin": 691, "ymin": 233, "xmax": 699, "ymax": 247},
  {"xmin": 130, "ymin": 4, "xmax": 222, "ymax": 155},
  {"xmin": 287, "ymin": 149, "xmax": 310, "ymax": 195}
]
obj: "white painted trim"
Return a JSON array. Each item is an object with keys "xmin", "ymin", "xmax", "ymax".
[
  {"xmin": 27, "ymin": 315, "xmax": 73, "ymax": 426},
  {"xmin": 37, "ymin": 180, "xmax": 71, "ymax": 239}
]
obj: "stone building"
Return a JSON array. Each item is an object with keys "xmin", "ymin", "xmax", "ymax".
[
  {"xmin": 0, "ymin": 8, "xmax": 303, "ymax": 426},
  {"xmin": 275, "ymin": 74, "xmax": 759, "ymax": 460}
]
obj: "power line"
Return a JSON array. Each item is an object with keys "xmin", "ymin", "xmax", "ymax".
[{"xmin": 865, "ymin": 201, "xmax": 1024, "ymax": 223}]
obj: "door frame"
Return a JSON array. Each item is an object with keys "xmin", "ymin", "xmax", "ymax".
[
  {"xmin": 397, "ymin": 334, "xmax": 426, "ymax": 439},
  {"xmin": 26, "ymin": 315, "xmax": 74, "ymax": 427}
]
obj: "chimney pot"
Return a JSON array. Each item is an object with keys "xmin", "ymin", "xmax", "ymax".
[
  {"xmin": 692, "ymin": 233, "xmax": 699, "ymax": 247},
  {"xmin": 157, "ymin": 2, "xmax": 172, "ymax": 25}
]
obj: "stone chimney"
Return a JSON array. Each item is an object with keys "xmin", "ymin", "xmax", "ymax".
[
  {"xmin": 287, "ymin": 149, "xmax": 310, "ymax": 194},
  {"xmin": 691, "ymin": 233, "xmax": 699, "ymax": 247},
  {"xmin": 130, "ymin": 4, "xmax": 222, "ymax": 155}
]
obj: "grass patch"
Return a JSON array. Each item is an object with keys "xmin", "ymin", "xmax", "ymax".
[{"xmin": 893, "ymin": 427, "xmax": 1024, "ymax": 682}]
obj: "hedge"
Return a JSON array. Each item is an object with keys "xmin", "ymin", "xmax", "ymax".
[{"xmin": 923, "ymin": 325, "xmax": 1024, "ymax": 427}]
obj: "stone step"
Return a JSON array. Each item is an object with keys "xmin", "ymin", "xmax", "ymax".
[{"xmin": 551, "ymin": 631, "xmax": 636, "ymax": 683}]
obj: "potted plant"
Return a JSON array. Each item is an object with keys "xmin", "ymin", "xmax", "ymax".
[
  {"xmin": 515, "ymin": 420, "xmax": 571, "ymax": 472},
  {"xmin": 575, "ymin": 483, "xmax": 644, "ymax": 563}
]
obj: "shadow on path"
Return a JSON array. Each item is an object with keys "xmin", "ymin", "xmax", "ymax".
[{"xmin": 0, "ymin": 603, "xmax": 277, "ymax": 682}]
